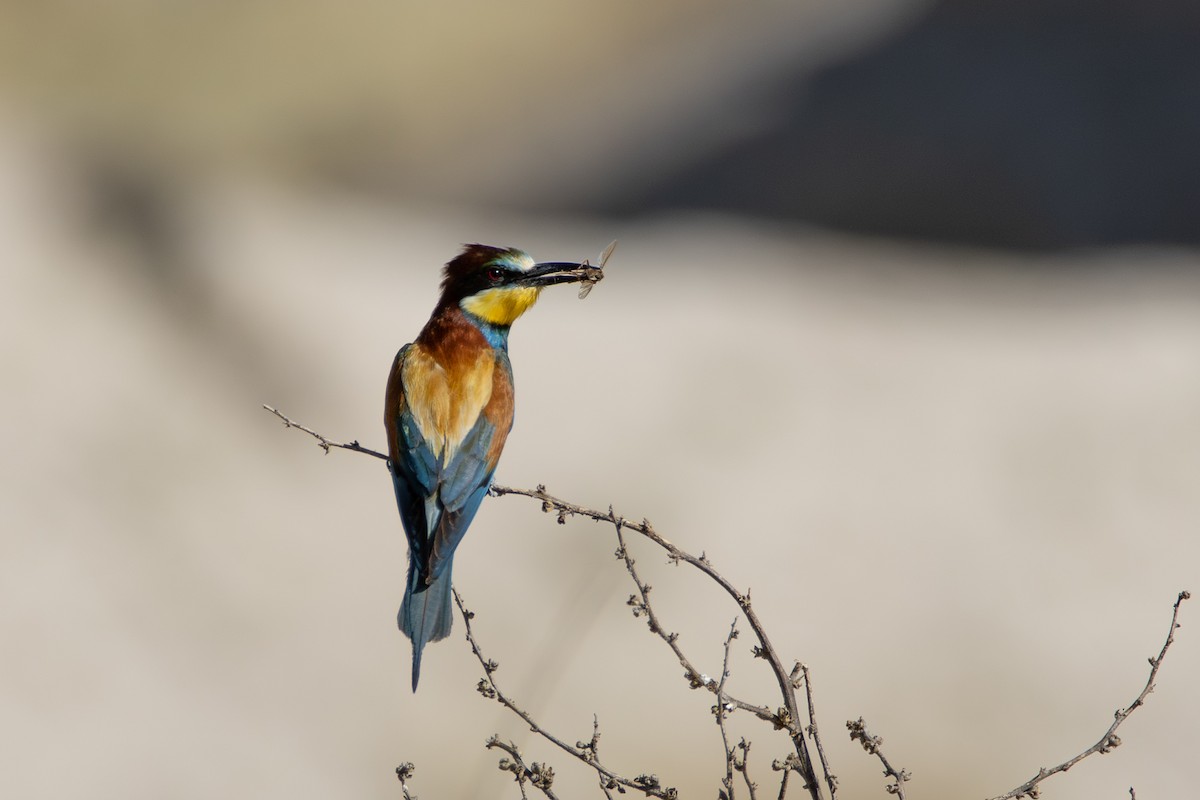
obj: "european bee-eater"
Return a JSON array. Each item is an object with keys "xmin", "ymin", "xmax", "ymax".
[{"xmin": 385, "ymin": 244, "xmax": 596, "ymax": 691}]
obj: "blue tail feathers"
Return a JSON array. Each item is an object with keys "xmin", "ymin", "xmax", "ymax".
[{"xmin": 399, "ymin": 557, "xmax": 455, "ymax": 691}]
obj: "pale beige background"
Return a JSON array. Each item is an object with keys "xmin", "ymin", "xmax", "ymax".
[{"xmin": 2, "ymin": 3, "xmax": 1197, "ymax": 799}]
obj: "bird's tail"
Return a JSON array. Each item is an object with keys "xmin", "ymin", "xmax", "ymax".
[{"xmin": 398, "ymin": 556, "xmax": 455, "ymax": 692}]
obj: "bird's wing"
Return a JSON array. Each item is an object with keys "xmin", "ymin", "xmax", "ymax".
[
  {"xmin": 386, "ymin": 344, "xmax": 513, "ymax": 584},
  {"xmin": 389, "ymin": 355, "xmax": 441, "ymax": 497},
  {"xmin": 423, "ymin": 412, "xmax": 497, "ymax": 579},
  {"xmin": 386, "ymin": 345, "xmax": 437, "ymax": 568}
]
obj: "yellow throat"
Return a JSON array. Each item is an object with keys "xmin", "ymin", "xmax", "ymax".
[{"xmin": 460, "ymin": 286, "xmax": 541, "ymax": 326}]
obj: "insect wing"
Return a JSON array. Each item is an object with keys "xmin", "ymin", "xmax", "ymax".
[
  {"xmin": 599, "ymin": 240, "xmax": 617, "ymax": 268},
  {"xmin": 576, "ymin": 240, "xmax": 615, "ymax": 298}
]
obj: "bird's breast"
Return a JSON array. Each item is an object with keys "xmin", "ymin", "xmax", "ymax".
[{"xmin": 401, "ymin": 341, "xmax": 499, "ymax": 462}]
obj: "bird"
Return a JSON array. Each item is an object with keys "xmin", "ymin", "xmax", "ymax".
[{"xmin": 384, "ymin": 244, "xmax": 596, "ymax": 691}]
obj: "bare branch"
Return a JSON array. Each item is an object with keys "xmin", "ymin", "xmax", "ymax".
[
  {"xmin": 395, "ymin": 762, "xmax": 418, "ymax": 800},
  {"xmin": 267, "ymin": 413, "xmax": 1190, "ymax": 800},
  {"xmin": 487, "ymin": 737, "xmax": 560, "ymax": 800},
  {"xmin": 797, "ymin": 663, "xmax": 838, "ymax": 799},
  {"xmin": 988, "ymin": 589, "xmax": 1192, "ymax": 800},
  {"xmin": 613, "ymin": 524, "xmax": 775, "ymax": 723},
  {"xmin": 492, "ymin": 484, "xmax": 825, "ymax": 800},
  {"xmin": 454, "ymin": 589, "xmax": 679, "ymax": 799},
  {"xmin": 716, "ymin": 619, "xmax": 740, "ymax": 800},
  {"xmin": 847, "ymin": 718, "xmax": 910, "ymax": 798},
  {"xmin": 583, "ymin": 716, "xmax": 617, "ymax": 800},
  {"xmin": 772, "ymin": 754, "xmax": 799, "ymax": 800},
  {"xmin": 260, "ymin": 408, "xmax": 820, "ymax": 799},
  {"xmin": 736, "ymin": 739, "xmax": 758, "ymax": 800},
  {"xmin": 262, "ymin": 404, "xmax": 389, "ymax": 460}
]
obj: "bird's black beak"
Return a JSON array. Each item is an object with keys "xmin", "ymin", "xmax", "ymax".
[{"xmin": 518, "ymin": 261, "xmax": 591, "ymax": 288}]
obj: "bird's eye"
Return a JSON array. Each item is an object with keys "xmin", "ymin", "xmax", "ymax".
[{"xmin": 485, "ymin": 267, "xmax": 506, "ymax": 283}]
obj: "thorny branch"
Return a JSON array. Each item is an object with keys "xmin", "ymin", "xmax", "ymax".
[
  {"xmin": 494, "ymin": 483, "xmax": 824, "ymax": 800},
  {"xmin": 584, "ymin": 716, "xmax": 618, "ymax": 800},
  {"xmin": 263, "ymin": 404, "xmax": 389, "ymax": 460},
  {"xmin": 613, "ymin": 522, "xmax": 778, "ymax": 728},
  {"xmin": 987, "ymin": 590, "xmax": 1192, "ymax": 800},
  {"xmin": 716, "ymin": 619, "xmax": 741, "ymax": 800},
  {"xmin": 796, "ymin": 663, "xmax": 838, "ymax": 799},
  {"xmin": 736, "ymin": 739, "xmax": 758, "ymax": 800},
  {"xmin": 486, "ymin": 737, "xmax": 561, "ymax": 800},
  {"xmin": 847, "ymin": 718, "xmax": 910, "ymax": 799},
  {"xmin": 395, "ymin": 762, "xmax": 417, "ymax": 800},
  {"xmin": 264, "ymin": 406, "xmax": 1191, "ymax": 800},
  {"xmin": 455, "ymin": 589, "xmax": 679, "ymax": 799},
  {"xmin": 264, "ymin": 405, "xmax": 815, "ymax": 796}
]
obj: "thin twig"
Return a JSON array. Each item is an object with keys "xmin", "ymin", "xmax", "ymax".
[
  {"xmin": 772, "ymin": 755, "xmax": 798, "ymax": 800},
  {"xmin": 487, "ymin": 737, "xmax": 561, "ymax": 800},
  {"xmin": 798, "ymin": 663, "xmax": 838, "ymax": 799},
  {"xmin": 584, "ymin": 716, "xmax": 617, "ymax": 800},
  {"xmin": 612, "ymin": 518, "xmax": 804, "ymax": 798},
  {"xmin": 454, "ymin": 589, "xmax": 679, "ymax": 799},
  {"xmin": 614, "ymin": 521, "xmax": 778, "ymax": 725},
  {"xmin": 736, "ymin": 739, "xmax": 758, "ymax": 800},
  {"xmin": 266, "ymin": 412, "xmax": 1190, "ymax": 800},
  {"xmin": 494, "ymin": 484, "xmax": 824, "ymax": 800},
  {"xmin": 395, "ymin": 762, "xmax": 418, "ymax": 800},
  {"xmin": 716, "ymin": 619, "xmax": 740, "ymax": 800},
  {"xmin": 988, "ymin": 590, "xmax": 1192, "ymax": 800},
  {"xmin": 263, "ymin": 404, "xmax": 389, "ymax": 460},
  {"xmin": 847, "ymin": 718, "xmax": 910, "ymax": 798},
  {"xmin": 261, "ymin": 407, "xmax": 818, "ymax": 792}
]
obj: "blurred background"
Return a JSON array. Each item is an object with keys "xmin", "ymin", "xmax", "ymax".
[{"xmin": 2, "ymin": 1, "xmax": 1198, "ymax": 798}]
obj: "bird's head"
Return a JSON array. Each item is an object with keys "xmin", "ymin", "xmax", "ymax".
[{"xmin": 440, "ymin": 244, "xmax": 591, "ymax": 327}]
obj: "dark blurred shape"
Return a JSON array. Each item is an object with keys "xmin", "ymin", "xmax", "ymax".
[
  {"xmin": 620, "ymin": 0, "xmax": 1200, "ymax": 249},
  {"xmin": 80, "ymin": 151, "xmax": 189, "ymax": 287}
]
